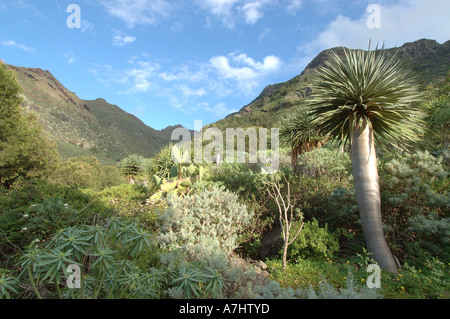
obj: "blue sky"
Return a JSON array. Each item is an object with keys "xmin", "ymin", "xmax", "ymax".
[{"xmin": 1, "ymin": 0, "xmax": 449, "ymax": 130}]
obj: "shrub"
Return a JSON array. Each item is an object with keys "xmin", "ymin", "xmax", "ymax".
[
  {"xmin": 297, "ymin": 146, "xmax": 351, "ymax": 181},
  {"xmin": 51, "ymin": 156, "xmax": 121, "ymax": 190},
  {"xmin": 157, "ymin": 186, "xmax": 254, "ymax": 259},
  {"xmin": 207, "ymin": 163, "xmax": 274, "ymax": 259},
  {"xmin": 15, "ymin": 218, "xmax": 158, "ymax": 299},
  {"xmin": 408, "ymin": 213, "xmax": 450, "ymax": 259},
  {"xmin": 381, "ymin": 255, "xmax": 450, "ymax": 299},
  {"xmin": 0, "ymin": 179, "xmax": 113, "ymax": 258},
  {"xmin": 379, "ymin": 150, "xmax": 449, "ymax": 255},
  {"xmin": 119, "ymin": 154, "xmax": 145, "ymax": 184},
  {"xmin": 381, "ymin": 150, "xmax": 448, "ymax": 215},
  {"xmin": 286, "ymin": 219, "xmax": 339, "ymax": 261},
  {"xmin": 150, "ymin": 144, "xmax": 175, "ymax": 179}
]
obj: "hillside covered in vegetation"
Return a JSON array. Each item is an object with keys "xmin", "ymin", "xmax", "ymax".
[{"xmin": 0, "ymin": 38, "xmax": 448, "ymax": 301}]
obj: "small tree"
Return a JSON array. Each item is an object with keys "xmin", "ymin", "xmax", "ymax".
[
  {"xmin": 262, "ymin": 171, "xmax": 304, "ymax": 270},
  {"xmin": 308, "ymin": 45, "xmax": 425, "ymax": 273}
]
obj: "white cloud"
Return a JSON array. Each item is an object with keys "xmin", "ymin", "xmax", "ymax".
[
  {"xmin": 197, "ymin": 0, "xmax": 272, "ymax": 28},
  {"xmin": 178, "ymin": 84, "xmax": 207, "ymax": 97},
  {"xmin": 64, "ymin": 52, "xmax": 77, "ymax": 64},
  {"xmin": 98, "ymin": 0, "xmax": 305, "ymax": 29},
  {"xmin": 1, "ymin": 39, "xmax": 35, "ymax": 53},
  {"xmin": 89, "ymin": 63, "xmax": 129, "ymax": 88},
  {"xmin": 112, "ymin": 31, "xmax": 136, "ymax": 46},
  {"xmin": 125, "ymin": 61, "xmax": 160, "ymax": 93},
  {"xmin": 286, "ymin": 0, "xmax": 302, "ymax": 15},
  {"xmin": 91, "ymin": 51, "xmax": 281, "ymax": 114},
  {"xmin": 99, "ymin": 0, "xmax": 172, "ymax": 28},
  {"xmin": 239, "ymin": 0, "xmax": 270, "ymax": 25},
  {"xmin": 206, "ymin": 102, "xmax": 238, "ymax": 117},
  {"xmin": 210, "ymin": 53, "xmax": 282, "ymax": 92},
  {"xmin": 258, "ymin": 27, "xmax": 271, "ymax": 42},
  {"xmin": 158, "ymin": 65, "xmax": 206, "ymax": 82},
  {"xmin": 300, "ymin": 0, "xmax": 450, "ymax": 56},
  {"xmin": 81, "ymin": 20, "xmax": 94, "ymax": 33}
]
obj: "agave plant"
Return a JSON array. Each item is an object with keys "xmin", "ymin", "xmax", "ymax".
[
  {"xmin": 119, "ymin": 154, "xmax": 145, "ymax": 184},
  {"xmin": 308, "ymin": 44, "xmax": 425, "ymax": 273}
]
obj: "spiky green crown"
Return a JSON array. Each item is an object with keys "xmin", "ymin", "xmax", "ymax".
[{"xmin": 308, "ymin": 44, "xmax": 426, "ymax": 149}]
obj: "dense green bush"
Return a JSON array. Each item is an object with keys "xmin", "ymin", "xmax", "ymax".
[
  {"xmin": 379, "ymin": 150, "xmax": 449, "ymax": 258},
  {"xmin": 422, "ymin": 73, "xmax": 450, "ymax": 156},
  {"xmin": 0, "ymin": 179, "xmax": 113, "ymax": 259},
  {"xmin": 297, "ymin": 146, "xmax": 351, "ymax": 180},
  {"xmin": 12, "ymin": 219, "xmax": 159, "ymax": 299},
  {"xmin": 51, "ymin": 156, "xmax": 121, "ymax": 190},
  {"xmin": 287, "ymin": 219, "xmax": 339, "ymax": 261},
  {"xmin": 408, "ymin": 213, "xmax": 450, "ymax": 259},
  {"xmin": 119, "ymin": 154, "xmax": 145, "ymax": 184},
  {"xmin": 207, "ymin": 163, "xmax": 275, "ymax": 258},
  {"xmin": 157, "ymin": 186, "xmax": 255, "ymax": 259}
]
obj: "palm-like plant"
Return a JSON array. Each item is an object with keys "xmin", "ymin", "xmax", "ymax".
[
  {"xmin": 308, "ymin": 45, "xmax": 425, "ymax": 273},
  {"xmin": 280, "ymin": 110, "xmax": 326, "ymax": 173},
  {"xmin": 119, "ymin": 154, "xmax": 145, "ymax": 184}
]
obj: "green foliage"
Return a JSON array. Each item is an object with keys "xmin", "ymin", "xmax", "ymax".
[
  {"xmin": 168, "ymin": 262, "xmax": 225, "ymax": 299},
  {"xmin": 16, "ymin": 219, "xmax": 158, "ymax": 299},
  {"xmin": 287, "ymin": 219, "xmax": 339, "ymax": 260},
  {"xmin": 0, "ymin": 62, "xmax": 58, "ymax": 187},
  {"xmin": 297, "ymin": 146, "xmax": 351, "ymax": 179},
  {"xmin": 308, "ymin": 45, "xmax": 425, "ymax": 148},
  {"xmin": 380, "ymin": 150, "xmax": 449, "ymax": 255},
  {"xmin": 96, "ymin": 184, "xmax": 159, "ymax": 229},
  {"xmin": 208, "ymin": 163, "xmax": 266, "ymax": 204},
  {"xmin": 0, "ymin": 271, "xmax": 19, "ymax": 299},
  {"xmin": 51, "ymin": 156, "xmax": 121, "ymax": 190},
  {"xmin": 305, "ymin": 273, "xmax": 381, "ymax": 299},
  {"xmin": 408, "ymin": 213, "xmax": 450, "ymax": 259},
  {"xmin": 119, "ymin": 154, "xmax": 145, "ymax": 184},
  {"xmin": 150, "ymin": 144, "xmax": 175, "ymax": 179},
  {"xmin": 279, "ymin": 109, "xmax": 326, "ymax": 166},
  {"xmin": 422, "ymin": 72, "xmax": 450, "ymax": 155},
  {"xmin": 261, "ymin": 259, "xmax": 381, "ymax": 299},
  {"xmin": 381, "ymin": 255, "xmax": 449, "ymax": 299},
  {"xmin": 0, "ymin": 178, "xmax": 113, "ymax": 257},
  {"xmin": 158, "ymin": 186, "xmax": 255, "ymax": 258},
  {"xmin": 22, "ymin": 198, "xmax": 80, "ymax": 244}
]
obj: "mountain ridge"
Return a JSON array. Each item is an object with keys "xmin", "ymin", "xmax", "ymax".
[
  {"xmin": 9, "ymin": 65, "xmax": 177, "ymax": 165},
  {"xmin": 8, "ymin": 38, "xmax": 449, "ymax": 165},
  {"xmin": 210, "ymin": 38, "xmax": 450, "ymax": 131}
]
